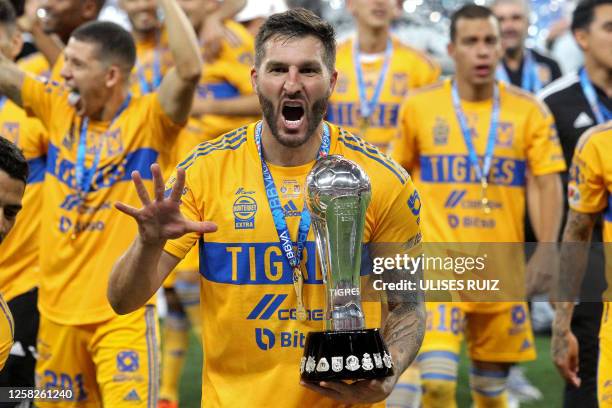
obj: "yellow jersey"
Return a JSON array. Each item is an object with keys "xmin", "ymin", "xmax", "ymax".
[
  {"xmin": 328, "ymin": 36, "xmax": 440, "ymax": 152},
  {"xmin": 0, "ymin": 293, "xmax": 13, "ymax": 371},
  {"xmin": 164, "ymin": 122, "xmax": 421, "ymax": 407},
  {"xmin": 186, "ymin": 20, "xmax": 257, "ymax": 144},
  {"xmin": 17, "ymin": 52, "xmax": 51, "ymax": 79},
  {"xmin": 392, "ymin": 79, "xmax": 566, "ymax": 243},
  {"xmin": 568, "ymin": 122, "xmax": 612, "ymax": 299},
  {"xmin": 21, "ymin": 75, "xmax": 183, "ymax": 325},
  {"xmin": 130, "ymin": 28, "xmax": 173, "ymax": 97},
  {"xmin": 0, "ymin": 99, "xmax": 47, "ymax": 301}
]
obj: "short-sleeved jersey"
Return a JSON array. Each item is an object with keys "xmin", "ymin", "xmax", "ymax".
[
  {"xmin": 163, "ymin": 122, "xmax": 422, "ymax": 408},
  {"xmin": 0, "ymin": 100, "xmax": 47, "ymax": 301},
  {"xmin": 328, "ymin": 36, "xmax": 440, "ymax": 152},
  {"xmin": 17, "ymin": 52, "xmax": 51, "ymax": 79},
  {"xmin": 0, "ymin": 293, "xmax": 13, "ymax": 371},
  {"xmin": 130, "ymin": 28, "xmax": 173, "ymax": 97},
  {"xmin": 187, "ymin": 20, "xmax": 257, "ymax": 143},
  {"xmin": 392, "ymin": 79, "xmax": 566, "ymax": 242},
  {"xmin": 568, "ymin": 123, "xmax": 612, "ymax": 299},
  {"xmin": 21, "ymin": 75, "xmax": 183, "ymax": 325}
]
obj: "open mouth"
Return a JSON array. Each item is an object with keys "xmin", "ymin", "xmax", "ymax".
[
  {"xmin": 475, "ymin": 65, "xmax": 492, "ymax": 76},
  {"xmin": 281, "ymin": 101, "xmax": 305, "ymax": 129}
]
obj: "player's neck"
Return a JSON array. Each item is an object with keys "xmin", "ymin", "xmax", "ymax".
[
  {"xmin": 93, "ymin": 88, "xmax": 130, "ymax": 122},
  {"xmin": 504, "ymin": 46, "xmax": 525, "ymax": 70},
  {"xmin": 132, "ymin": 28, "xmax": 159, "ymax": 44},
  {"xmin": 584, "ymin": 57, "xmax": 612, "ymax": 98},
  {"xmin": 356, "ymin": 23, "xmax": 390, "ymax": 54},
  {"xmin": 455, "ymin": 77, "xmax": 494, "ymax": 102},
  {"xmin": 260, "ymin": 122, "xmax": 323, "ymax": 167}
]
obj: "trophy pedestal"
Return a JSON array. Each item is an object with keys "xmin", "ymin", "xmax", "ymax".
[{"xmin": 300, "ymin": 328, "xmax": 394, "ymax": 381}]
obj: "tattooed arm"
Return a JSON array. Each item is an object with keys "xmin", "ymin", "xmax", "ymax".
[
  {"xmin": 301, "ymin": 241, "xmax": 425, "ymax": 403},
  {"xmin": 552, "ymin": 209, "xmax": 598, "ymax": 387}
]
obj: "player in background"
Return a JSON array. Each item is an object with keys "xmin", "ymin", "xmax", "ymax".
[
  {"xmin": 392, "ymin": 5, "xmax": 565, "ymax": 407},
  {"xmin": 327, "ymin": 0, "xmax": 440, "ymax": 153},
  {"xmin": 0, "ymin": 137, "xmax": 28, "ymax": 372},
  {"xmin": 0, "ymin": 0, "xmax": 202, "ymax": 402},
  {"xmin": 0, "ymin": 0, "xmax": 48, "ymax": 402},
  {"xmin": 552, "ymin": 121, "xmax": 612, "ymax": 407}
]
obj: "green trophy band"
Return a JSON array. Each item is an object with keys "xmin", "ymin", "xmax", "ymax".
[{"xmin": 300, "ymin": 155, "xmax": 394, "ymax": 381}]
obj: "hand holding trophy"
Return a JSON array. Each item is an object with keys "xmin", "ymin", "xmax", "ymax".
[{"xmin": 300, "ymin": 155, "xmax": 394, "ymax": 381}]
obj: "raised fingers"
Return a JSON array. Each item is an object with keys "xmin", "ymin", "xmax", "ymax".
[
  {"xmin": 132, "ymin": 170, "xmax": 151, "ymax": 206},
  {"xmin": 169, "ymin": 168, "xmax": 186, "ymax": 203},
  {"xmin": 152, "ymin": 164, "xmax": 165, "ymax": 202},
  {"xmin": 115, "ymin": 201, "xmax": 140, "ymax": 218}
]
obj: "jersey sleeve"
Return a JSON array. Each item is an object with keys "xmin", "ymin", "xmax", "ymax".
[
  {"xmin": 568, "ymin": 133, "xmax": 607, "ymax": 214},
  {"xmin": 21, "ymin": 74, "xmax": 64, "ymax": 127},
  {"xmin": 390, "ymin": 98, "xmax": 419, "ymax": 171},
  {"xmin": 163, "ymin": 158, "xmax": 204, "ymax": 260},
  {"xmin": 370, "ymin": 175, "xmax": 422, "ymax": 247},
  {"xmin": 145, "ymin": 93, "xmax": 185, "ymax": 153},
  {"xmin": 525, "ymin": 100, "xmax": 566, "ymax": 176}
]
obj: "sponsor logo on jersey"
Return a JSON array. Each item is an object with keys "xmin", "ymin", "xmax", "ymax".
[
  {"xmin": 233, "ymin": 195, "xmax": 257, "ymax": 229},
  {"xmin": 283, "ymin": 200, "xmax": 301, "ymax": 217},
  {"xmin": 247, "ymin": 294, "xmax": 323, "ymax": 321},
  {"xmin": 254, "ymin": 328, "xmax": 306, "ymax": 351},
  {"xmin": 433, "ymin": 117, "xmax": 449, "ymax": 146},
  {"xmin": 123, "ymin": 389, "xmax": 141, "ymax": 402},
  {"xmin": 117, "ymin": 351, "xmax": 139, "ymax": 373}
]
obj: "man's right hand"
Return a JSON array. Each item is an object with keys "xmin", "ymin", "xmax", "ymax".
[{"xmin": 115, "ymin": 163, "xmax": 217, "ymax": 246}]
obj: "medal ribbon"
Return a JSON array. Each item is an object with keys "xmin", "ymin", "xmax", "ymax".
[
  {"xmin": 75, "ymin": 94, "xmax": 132, "ymax": 204},
  {"xmin": 136, "ymin": 37, "xmax": 163, "ymax": 94},
  {"xmin": 353, "ymin": 37, "xmax": 393, "ymax": 122},
  {"xmin": 579, "ymin": 67, "xmax": 612, "ymax": 125},
  {"xmin": 451, "ymin": 80, "xmax": 500, "ymax": 187}
]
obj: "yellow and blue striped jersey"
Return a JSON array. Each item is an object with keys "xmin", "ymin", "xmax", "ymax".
[
  {"xmin": 21, "ymin": 75, "xmax": 183, "ymax": 325},
  {"xmin": 392, "ymin": 79, "xmax": 566, "ymax": 243},
  {"xmin": 0, "ymin": 99, "xmax": 47, "ymax": 301},
  {"xmin": 328, "ymin": 36, "xmax": 440, "ymax": 152},
  {"xmin": 163, "ymin": 122, "xmax": 421, "ymax": 407}
]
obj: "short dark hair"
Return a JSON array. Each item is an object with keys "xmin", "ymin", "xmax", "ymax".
[
  {"xmin": 0, "ymin": 0, "xmax": 16, "ymax": 33},
  {"xmin": 71, "ymin": 21, "xmax": 136, "ymax": 75},
  {"xmin": 0, "ymin": 137, "xmax": 28, "ymax": 184},
  {"xmin": 255, "ymin": 8, "xmax": 336, "ymax": 73},
  {"xmin": 450, "ymin": 4, "xmax": 496, "ymax": 42},
  {"xmin": 572, "ymin": 0, "xmax": 612, "ymax": 32}
]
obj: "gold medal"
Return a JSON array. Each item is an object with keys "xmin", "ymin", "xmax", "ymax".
[
  {"xmin": 359, "ymin": 116, "xmax": 370, "ymax": 136},
  {"xmin": 481, "ymin": 177, "xmax": 491, "ymax": 214},
  {"xmin": 293, "ymin": 266, "xmax": 307, "ymax": 321}
]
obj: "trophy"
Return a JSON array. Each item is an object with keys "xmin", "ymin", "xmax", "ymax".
[{"xmin": 300, "ymin": 155, "xmax": 394, "ymax": 381}]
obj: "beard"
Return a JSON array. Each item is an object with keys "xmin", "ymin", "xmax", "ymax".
[{"xmin": 257, "ymin": 90, "xmax": 329, "ymax": 148}]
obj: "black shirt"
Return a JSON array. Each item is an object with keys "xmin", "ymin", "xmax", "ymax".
[
  {"xmin": 502, "ymin": 48, "xmax": 562, "ymax": 91},
  {"xmin": 539, "ymin": 71, "xmax": 609, "ymax": 301}
]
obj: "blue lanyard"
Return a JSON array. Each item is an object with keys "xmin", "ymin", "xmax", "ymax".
[
  {"xmin": 496, "ymin": 49, "xmax": 541, "ymax": 93},
  {"xmin": 254, "ymin": 121, "xmax": 330, "ymax": 270},
  {"xmin": 136, "ymin": 44, "xmax": 162, "ymax": 94},
  {"xmin": 75, "ymin": 94, "xmax": 132, "ymax": 200},
  {"xmin": 451, "ymin": 80, "xmax": 500, "ymax": 182},
  {"xmin": 353, "ymin": 37, "xmax": 393, "ymax": 119},
  {"xmin": 0, "ymin": 96, "xmax": 7, "ymax": 111},
  {"xmin": 579, "ymin": 67, "xmax": 612, "ymax": 124}
]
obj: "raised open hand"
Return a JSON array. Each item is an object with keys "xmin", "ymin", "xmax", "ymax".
[{"xmin": 115, "ymin": 163, "xmax": 217, "ymax": 246}]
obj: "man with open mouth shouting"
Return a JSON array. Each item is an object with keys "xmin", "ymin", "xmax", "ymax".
[{"xmin": 109, "ymin": 8, "xmax": 425, "ymax": 408}]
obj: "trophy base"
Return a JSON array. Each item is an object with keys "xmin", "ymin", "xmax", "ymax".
[{"xmin": 300, "ymin": 328, "xmax": 394, "ymax": 381}]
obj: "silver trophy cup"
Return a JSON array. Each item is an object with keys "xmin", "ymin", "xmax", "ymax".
[{"xmin": 300, "ymin": 155, "xmax": 393, "ymax": 381}]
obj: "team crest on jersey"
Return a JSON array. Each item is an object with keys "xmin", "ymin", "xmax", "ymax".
[
  {"xmin": 117, "ymin": 351, "xmax": 139, "ymax": 372},
  {"xmin": 233, "ymin": 188, "xmax": 257, "ymax": 229},
  {"xmin": 496, "ymin": 122, "xmax": 514, "ymax": 148},
  {"xmin": 433, "ymin": 117, "xmax": 449, "ymax": 146},
  {"xmin": 1, "ymin": 122, "xmax": 19, "ymax": 145},
  {"xmin": 103, "ymin": 128, "xmax": 124, "ymax": 156},
  {"xmin": 391, "ymin": 73, "xmax": 408, "ymax": 96},
  {"xmin": 279, "ymin": 179, "xmax": 301, "ymax": 198}
]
